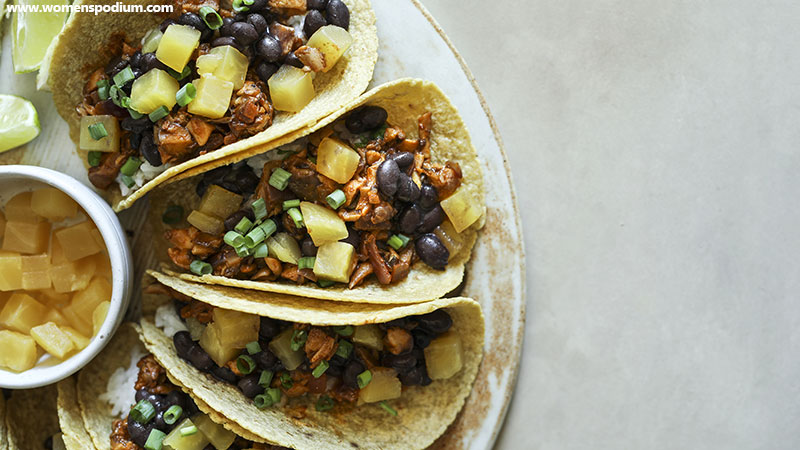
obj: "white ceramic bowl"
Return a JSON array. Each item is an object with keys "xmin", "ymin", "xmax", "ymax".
[{"xmin": 0, "ymin": 165, "xmax": 132, "ymax": 389}]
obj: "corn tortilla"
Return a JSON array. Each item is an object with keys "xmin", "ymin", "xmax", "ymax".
[
  {"xmin": 57, "ymin": 377, "xmax": 96, "ymax": 450},
  {"xmin": 4, "ymin": 385, "xmax": 60, "ymax": 450}
]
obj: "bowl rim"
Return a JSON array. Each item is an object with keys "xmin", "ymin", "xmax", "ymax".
[{"xmin": 0, "ymin": 165, "xmax": 133, "ymax": 389}]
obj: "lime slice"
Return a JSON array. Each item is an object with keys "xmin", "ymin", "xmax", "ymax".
[
  {"xmin": 12, "ymin": 0, "xmax": 69, "ymax": 73},
  {"xmin": 0, "ymin": 95, "xmax": 41, "ymax": 152}
]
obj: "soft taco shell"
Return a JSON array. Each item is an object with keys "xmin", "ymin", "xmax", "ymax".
[
  {"xmin": 4, "ymin": 385, "xmax": 61, "ymax": 450},
  {"xmin": 139, "ymin": 272, "xmax": 485, "ymax": 450},
  {"xmin": 148, "ymin": 78, "xmax": 485, "ymax": 304},
  {"xmin": 57, "ymin": 377, "xmax": 95, "ymax": 450},
  {"xmin": 47, "ymin": 0, "xmax": 378, "ymax": 212}
]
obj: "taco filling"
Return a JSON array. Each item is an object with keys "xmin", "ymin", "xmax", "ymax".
[
  {"xmin": 162, "ymin": 106, "xmax": 482, "ymax": 289},
  {"xmin": 77, "ymin": 0, "xmax": 354, "ymax": 197}
]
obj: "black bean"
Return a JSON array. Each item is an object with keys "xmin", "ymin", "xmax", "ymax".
[
  {"xmin": 236, "ymin": 169, "xmax": 260, "ymax": 195},
  {"xmin": 379, "ymin": 318, "xmax": 411, "ymax": 330},
  {"xmin": 417, "ymin": 309, "xmax": 453, "ymax": 334},
  {"xmin": 105, "ymin": 56, "xmax": 127, "ymax": 77},
  {"xmin": 187, "ymin": 344, "xmax": 215, "ymax": 371},
  {"xmin": 412, "ymin": 329, "xmax": 433, "ymax": 348},
  {"xmin": 145, "ymin": 393, "xmax": 165, "ymax": 412},
  {"xmin": 245, "ymin": 0, "xmax": 267, "ymax": 11},
  {"xmin": 178, "ymin": 12, "xmax": 207, "ymax": 31},
  {"xmin": 247, "ymin": 13, "xmax": 268, "ymax": 35},
  {"xmin": 382, "ymin": 351, "xmax": 417, "ymax": 371},
  {"xmin": 389, "ymin": 151, "xmax": 414, "ymax": 171},
  {"xmin": 173, "ymin": 331, "xmax": 194, "ymax": 359},
  {"xmin": 376, "ymin": 160, "xmax": 400, "ymax": 197},
  {"xmin": 419, "ymin": 183, "xmax": 438, "ymax": 210},
  {"xmin": 230, "ymin": 22, "xmax": 258, "ymax": 45},
  {"xmin": 340, "ymin": 225, "xmax": 361, "ymax": 248},
  {"xmin": 326, "ymin": 363, "xmax": 343, "ymax": 377},
  {"xmin": 129, "ymin": 51, "xmax": 143, "ymax": 71},
  {"xmin": 223, "ymin": 210, "xmax": 246, "ymax": 231},
  {"xmin": 259, "ymin": 317, "xmax": 282, "ymax": 340},
  {"xmin": 307, "ymin": 0, "xmax": 328, "ymax": 10},
  {"xmin": 129, "ymin": 133, "xmax": 142, "ymax": 151},
  {"xmin": 121, "ymin": 116, "xmax": 151, "ymax": 133},
  {"xmin": 296, "ymin": 237, "xmax": 316, "ymax": 257},
  {"xmin": 253, "ymin": 350, "xmax": 279, "ymax": 370},
  {"xmin": 127, "ymin": 416, "xmax": 154, "ymax": 447},
  {"xmin": 153, "ymin": 411, "xmax": 169, "ymax": 431},
  {"xmin": 200, "ymin": 27, "xmax": 215, "ymax": 43},
  {"xmin": 211, "ymin": 365, "xmax": 238, "ymax": 383},
  {"xmin": 234, "ymin": 12, "xmax": 249, "ymax": 22},
  {"xmin": 219, "ymin": 17, "xmax": 235, "ymax": 36},
  {"xmin": 303, "ymin": 10, "xmax": 326, "ymax": 38},
  {"xmin": 140, "ymin": 52, "xmax": 168, "ymax": 72},
  {"xmin": 415, "ymin": 233, "xmax": 449, "ymax": 270},
  {"xmin": 396, "ymin": 175, "xmax": 420, "ymax": 202},
  {"xmin": 343, "ymin": 360, "xmax": 365, "ymax": 389},
  {"xmin": 255, "ymin": 34, "xmax": 282, "ymax": 62},
  {"xmin": 326, "ymin": 0, "xmax": 350, "ymax": 29},
  {"xmin": 255, "ymin": 61, "xmax": 279, "ymax": 82},
  {"xmin": 360, "ymin": 105, "xmax": 388, "ymax": 130},
  {"xmin": 165, "ymin": 390, "xmax": 188, "ymax": 411},
  {"xmin": 238, "ymin": 374, "xmax": 263, "ymax": 398},
  {"xmin": 212, "ymin": 36, "xmax": 240, "ymax": 49},
  {"xmin": 419, "ymin": 205, "xmax": 444, "ymax": 233},
  {"xmin": 398, "ymin": 204, "xmax": 422, "ymax": 235},
  {"xmin": 159, "ymin": 18, "xmax": 176, "ymax": 33},
  {"xmin": 135, "ymin": 388, "xmax": 149, "ymax": 402},
  {"xmin": 185, "ymin": 397, "xmax": 200, "ymax": 416},
  {"xmin": 399, "ymin": 366, "xmax": 425, "ymax": 386},
  {"xmin": 284, "ymin": 52, "xmax": 304, "ymax": 68},
  {"xmin": 140, "ymin": 132, "xmax": 162, "ymax": 167}
]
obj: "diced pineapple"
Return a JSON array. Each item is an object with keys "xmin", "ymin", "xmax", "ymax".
[
  {"xmin": 90, "ymin": 228, "xmax": 105, "ymax": 250},
  {"xmin": 79, "ymin": 115, "xmax": 121, "ymax": 152},
  {"xmin": 187, "ymin": 210, "xmax": 224, "ymax": 235},
  {"xmin": 188, "ymin": 75, "xmax": 234, "ymax": 119},
  {"xmin": 423, "ymin": 330, "xmax": 463, "ymax": 380},
  {"xmin": 268, "ymin": 327, "xmax": 304, "ymax": 371},
  {"xmin": 50, "ymin": 256, "xmax": 96, "ymax": 293},
  {"xmin": 193, "ymin": 413, "xmax": 236, "ymax": 450},
  {"xmin": 358, "ymin": 367, "xmax": 401, "ymax": 403},
  {"xmin": 37, "ymin": 288, "xmax": 70, "ymax": 309},
  {"xmin": 31, "ymin": 188, "xmax": 78, "ymax": 222},
  {"xmin": 156, "ymin": 24, "xmax": 201, "ymax": 71},
  {"xmin": 316, "ymin": 137, "xmax": 360, "ymax": 184},
  {"xmin": 44, "ymin": 308, "xmax": 69, "ymax": 328},
  {"xmin": 434, "ymin": 220, "xmax": 465, "ymax": 257},
  {"xmin": 61, "ymin": 326, "xmax": 91, "ymax": 351},
  {"xmin": 300, "ymin": 202, "xmax": 348, "ymax": 246},
  {"xmin": 0, "ymin": 292, "xmax": 47, "ymax": 333},
  {"xmin": 162, "ymin": 418, "xmax": 210, "ymax": 450},
  {"xmin": 352, "ymin": 324, "xmax": 384, "ymax": 351},
  {"xmin": 55, "ymin": 221, "xmax": 102, "ymax": 261},
  {"xmin": 3, "ymin": 221, "xmax": 50, "ymax": 254},
  {"xmin": 0, "ymin": 330, "xmax": 38, "ymax": 372},
  {"xmin": 0, "ymin": 251, "xmax": 23, "ymax": 291},
  {"xmin": 30, "ymin": 322, "xmax": 75, "ymax": 359},
  {"xmin": 211, "ymin": 307, "xmax": 259, "ymax": 349},
  {"xmin": 440, "ymin": 188, "xmax": 482, "ymax": 233},
  {"xmin": 197, "ymin": 46, "xmax": 249, "ymax": 90},
  {"xmin": 92, "ymin": 252, "xmax": 113, "ymax": 281},
  {"xmin": 71, "ymin": 277, "xmax": 111, "ymax": 320},
  {"xmin": 306, "ymin": 25, "xmax": 353, "ymax": 72},
  {"xmin": 92, "ymin": 301, "xmax": 110, "ymax": 335},
  {"xmin": 22, "ymin": 254, "xmax": 51, "ymax": 290},
  {"xmin": 141, "ymin": 28, "xmax": 163, "ymax": 54},
  {"xmin": 199, "ymin": 322, "xmax": 240, "ymax": 367},
  {"xmin": 268, "ymin": 65, "xmax": 315, "ymax": 113},
  {"xmin": 50, "ymin": 237, "xmax": 67, "ymax": 265},
  {"xmin": 4, "ymin": 191, "xmax": 41, "ymax": 222},
  {"xmin": 60, "ymin": 304, "xmax": 93, "ymax": 337},
  {"xmin": 197, "ymin": 185, "xmax": 243, "ymax": 220},
  {"xmin": 130, "ymin": 69, "xmax": 180, "ymax": 114},
  {"xmin": 313, "ymin": 242, "xmax": 354, "ymax": 283},
  {"xmin": 196, "ymin": 52, "xmax": 222, "ymax": 76},
  {"xmin": 267, "ymin": 233, "xmax": 302, "ymax": 265}
]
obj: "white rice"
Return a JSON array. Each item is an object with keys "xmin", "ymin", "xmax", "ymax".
[
  {"xmin": 98, "ymin": 348, "xmax": 146, "ymax": 418},
  {"xmin": 118, "ymin": 161, "xmax": 172, "ymax": 197},
  {"xmin": 155, "ymin": 303, "xmax": 188, "ymax": 337}
]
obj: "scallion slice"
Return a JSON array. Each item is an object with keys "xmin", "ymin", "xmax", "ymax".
[
  {"xmin": 251, "ymin": 198, "xmax": 267, "ymax": 220},
  {"xmin": 268, "ymin": 168, "xmax": 291, "ymax": 191},
  {"xmin": 258, "ymin": 219, "xmax": 277, "ymax": 239},
  {"xmin": 379, "ymin": 401, "xmax": 398, "ymax": 416},
  {"xmin": 189, "ymin": 260, "xmax": 212, "ymax": 276},
  {"xmin": 96, "ymin": 79, "xmax": 110, "ymax": 90},
  {"xmin": 113, "ymin": 66, "xmax": 135, "ymax": 87},
  {"xmin": 315, "ymin": 395, "xmax": 335, "ymax": 412},
  {"xmin": 87, "ymin": 151, "xmax": 102, "ymax": 167},
  {"xmin": 235, "ymin": 244, "xmax": 252, "ymax": 258},
  {"xmin": 120, "ymin": 174, "xmax": 135, "ymax": 188},
  {"xmin": 312, "ymin": 360, "xmax": 329, "ymax": 378},
  {"xmin": 130, "ymin": 399, "xmax": 156, "ymax": 424},
  {"xmin": 287, "ymin": 207, "xmax": 304, "ymax": 229},
  {"xmin": 235, "ymin": 216, "xmax": 254, "ymax": 234},
  {"xmin": 180, "ymin": 425, "xmax": 198, "ymax": 436},
  {"xmin": 245, "ymin": 226, "xmax": 267, "ymax": 248},
  {"xmin": 253, "ymin": 242, "xmax": 269, "ymax": 258},
  {"xmin": 335, "ymin": 339, "xmax": 353, "ymax": 359},
  {"xmin": 163, "ymin": 405, "xmax": 183, "ymax": 425},
  {"xmin": 144, "ymin": 429, "xmax": 166, "ymax": 450},
  {"xmin": 88, "ymin": 123, "xmax": 108, "ymax": 141},
  {"xmin": 318, "ymin": 279, "xmax": 336, "ymax": 288},
  {"xmin": 236, "ymin": 354, "xmax": 256, "ymax": 375},
  {"xmin": 232, "ymin": 0, "xmax": 254, "ymax": 13},
  {"xmin": 282, "ymin": 199, "xmax": 300, "ymax": 210},
  {"xmin": 246, "ymin": 341, "xmax": 262, "ymax": 355},
  {"xmin": 387, "ymin": 234, "xmax": 411, "ymax": 250},
  {"xmin": 356, "ymin": 369, "xmax": 372, "ymax": 389},
  {"xmin": 266, "ymin": 387, "xmax": 282, "ymax": 404},
  {"xmin": 98, "ymin": 85, "xmax": 110, "ymax": 100},
  {"xmin": 168, "ymin": 65, "xmax": 192, "ymax": 81},
  {"xmin": 128, "ymin": 108, "xmax": 144, "ymax": 119},
  {"xmin": 224, "ymin": 230, "xmax": 245, "ymax": 248},
  {"xmin": 333, "ymin": 325, "xmax": 353, "ymax": 337},
  {"xmin": 199, "ymin": 5, "xmax": 223, "ymax": 29},
  {"xmin": 149, "ymin": 105, "xmax": 170, "ymax": 122},
  {"xmin": 258, "ymin": 370, "xmax": 274, "ymax": 388},
  {"xmin": 254, "ymin": 392, "xmax": 274, "ymax": 409},
  {"xmin": 162, "ymin": 205, "xmax": 184, "ymax": 224},
  {"xmin": 290, "ymin": 329, "xmax": 307, "ymax": 351},
  {"xmin": 297, "ymin": 256, "xmax": 315, "ymax": 270},
  {"xmin": 120, "ymin": 156, "xmax": 142, "ymax": 176},
  {"xmin": 176, "ymin": 83, "xmax": 196, "ymax": 107},
  {"xmin": 326, "ymin": 189, "xmax": 346, "ymax": 209},
  {"xmin": 280, "ymin": 372, "xmax": 293, "ymax": 389}
]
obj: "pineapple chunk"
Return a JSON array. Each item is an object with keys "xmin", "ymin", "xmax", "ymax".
[
  {"xmin": 193, "ymin": 413, "xmax": 236, "ymax": 450},
  {"xmin": 211, "ymin": 307, "xmax": 259, "ymax": 349},
  {"xmin": 196, "ymin": 52, "xmax": 222, "ymax": 76},
  {"xmin": 313, "ymin": 242, "xmax": 355, "ymax": 283},
  {"xmin": 434, "ymin": 220, "xmax": 465, "ymax": 257},
  {"xmin": 198, "ymin": 185, "xmax": 243, "ymax": 220},
  {"xmin": 268, "ymin": 65, "xmax": 315, "ymax": 112},
  {"xmin": 60, "ymin": 305, "xmax": 93, "ymax": 337},
  {"xmin": 90, "ymin": 228, "xmax": 105, "ymax": 250},
  {"xmin": 92, "ymin": 252, "xmax": 113, "ymax": 281},
  {"xmin": 31, "ymin": 188, "xmax": 78, "ymax": 222},
  {"xmin": 267, "ymin": 233, "xmax": 302, "ymax": 265},
  {"xmin": 37, "ymin": 288, "xmax": 71, "ymax": 309},
  {"xmin": 50, "ymin": 237, "xmax": 67, "ymax": 265},
  {"xmin": 268, "ymin": 327, "xmax": 304, "ymax": 371},
  {"xmin": 4, "ymin": 191, "xmax": 41, "ymax": 222},
  {"xmin": 55, "ymin": 221, "xmax": 102, "ymax": 261},
  {"xmin": 199, "ymin": 322, "xmax": 240, "ymax": 367},
  {"xmin": 50, "ymin": 256, "xmax": 96, "ymax": 293},
  {"xmin": 130, "ymin": 69, "xmax": 180, "ymax": 114},
  {"xmin": 300, "ymin": 201, "xmax": 348, "ymax": 245},
  {"xmin": 423, "ymin": 330, "xmax": 463, "ymax": 380},
  {"xmin": 440, "ymin": 188, "xmax": 482, "ymax": 233},
  {"xmin": 2, "ymin": 221, "xmax": 50, "ymax": 254},
  {"xmin": 188, "ymin": 75, "xmax": 234, "ymax": 119},
  {"xmin": 0, "ymin": 251, "xmax": 23, "ymax": 291},
  {"xmin": 358, "ymin": 367, "xmax": 401, "ymax": 403},
  {"xmin": 162, "ymin": 418, "xmax": 210, "ymax": 450},
  {"xmin": 197, "ymin": 46, "xmax": 249, "ymax": 90},
  {"xmin": 306, "ymin": 25, "xmax": 353, "ymax": 72},
  {"xmin": 70, "ymin": 277, "xmax": 112, "ymax": 320},
  {"xmin": 21, "ymin": 254, "xmax": 51, "ymax": 290},
  {"xmin": 141, "ymin": 28, "xmax": 163, "ymax": 54},
  {"xmin": 352, "ymin": 324, "xmax": 384, "ymax": 351},
  {"xmin": 316, "ymin": 137, "xmax": 360, "ymax": 184},
  {"xmin": 92, "ymin": 301, "xmax": 110, "ymax": 335},
  {"xmin": 187, "ymin": 210, "xmax": 224, "ymax": 235},
  {"xmin": 44, "ymin": 308, "xmax": 69, "ymax": 328},
  {"xmin": 0, "ymin": 292, "xmax": 47, "ymax": 333},
  {"xmin": 61, "ymin": 326, "xmax": 90, "ymax": 351},
  {"xmin": 0, "ymin": 330, "xmax": 38, "ymax": 372},
  {"xmin": 156, "ymin": 24, "xmax": 201, "ymax": 72},
  {"xmin": 79, "ymin": 115, "xmax": 121, "ymax": 152},
  {"xmin": 30, "ymin": 322, "xmax": 75, "ymax": 359}
]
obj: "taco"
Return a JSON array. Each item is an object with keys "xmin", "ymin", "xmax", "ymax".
[
  {"xmin": 3, "ymin": 385, "xmax": 63, "ymax": 450},
  {"xmin": 138, "ymin": 271, "xmax": 484, "ymax": 450},
  {"xmin": 150, "ymin": 79, "xmax": 485, "ymax": 303},
  {"xmin": 47, "ymin": 0, "xmax": 378, "ymax": 212}
]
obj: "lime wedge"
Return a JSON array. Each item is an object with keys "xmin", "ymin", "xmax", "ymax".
[
  {"xmin": 0, "ymin": 95, "xmax": 41, "ymax": 152},
  {"xmin": 12, "ymin": 0, "xmax": 69, "ymax": 73}
]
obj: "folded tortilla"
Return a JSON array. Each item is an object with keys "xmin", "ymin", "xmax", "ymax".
[
  {"xmin": 139, "ymin": 271, "xmax": 485, "ymax": 450},
  {"xmin": 57, "ymin": 377, "xmax": 95, "ymax": 450},
  {"xmin": 47, "ymin": 0, "xmax": 378, "ymax": 212},
  {"xmin": 4, "ymin": 385, "xmax": 61, "ymax": 450},
  {"xmin": 148, "ymin": 78, "xmax": 485, "ymax": 304}
]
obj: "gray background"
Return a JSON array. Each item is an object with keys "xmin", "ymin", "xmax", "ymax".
[{"xmin": 422, "ymin": 0, "xmax": 800, "ymax": 448}]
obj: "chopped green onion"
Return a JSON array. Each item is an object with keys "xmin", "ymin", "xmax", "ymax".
[
  {"xmin": 290, "ymin": 329, "xmax": 307, "ymax": 351},
  {"xmin": 266, "ymin": 387, "xmax": 282, "ymax": 404},
  {"xmin": 130, "ymin": 399, "xmax": 156, "ymax": 424},
  {"xmin": 245, "ymin": 226, "xmax": 267, "ymax": 248},
  {"xmin": 87, "ymin": 151, "xmax": 102, "ymax": 167},
  {"xmin": 235, "ymin": 216, "xmax": 254, "ymax": 234},
  {"xmin": 144, "ymin": 429, "xmax": 166, "ymax": 450},
  {"xmin": 254, "ymin": 393, "xmax": 274, "ymax": 409},
  {"xmin": 297, "ymin": 256, "xmax": 315, "ymax": 270},
  {"xmin": 179, "ymin": 425, "xmax": 198, "ymax": 436},
  {"xmin": 379, "ymin": 401, "xmax": 398, "ymax": 416},
  {"xmin": 236, "ymin": 354, "xmax": 256, "ymax": 375},
  {"xmin": 333, "ymin": 325, "xmax": 353, "ymax": 337},
  {"xmin": 282, "ymin": 199, "xmax": 300, "ymax": 210},
  {"xmin": 98, "ymin": 85, "xmax": 110, "ymax": 100},
  {"xmin": 162, "ymin": 205, "xmax": 184, "ymax": 224},
  {"xmin": 312, "ymin": 360, "xmax": 329, "ymax": 378},
  {"xmin": 246, "ymin": 341, "xmax": 262, "ymax": 355},
  {"xmin": 232, "ymin": 0, "xmax": 254, "ymax": 13},
  {"xmin": 258, "ymin": 219, "xmax": 277, "ymax": 239},
  {"xmin": 318, "ymin": 279, "xmax": 336, "ymax": 288},
  {"xmin": 287, "ymin": 207, "xmax": 304, "ymax": 228},
  {"xmin": 163, "ymin": 405, "xmax": 183, "ymax": 425},
  {"xmin": 190, "ymin": 260, "xmax": 212, "ymax": 275},
  {"xmin": 326, "ymin": 189, "xmax": 346, "ymax": 209},
  {"xmin": 234, "ymin": 244, "xmax": 251, "ymax": 258},
  {"xmin": 253, "ymin": 242, "xmax": 269, "ymax": 258},
  {"xmin": 335, "ymin": 339, "xmax": 353, "ymax": 359},
  {"xmin": 120, "ymin": 174, "xmax": 135, "ymax": 188},
  {"xmin": 280, "ymin": 372, "xmax": 293, "ymax": 389},
  {"xmin": 176, "ymin": 83, "xmax": 196, "ymax": 107},
  {"xmin": 387, "ymin": 234, "xmax": 411, "ymax": 250},
  {"xmin": 168, "ymin": 65, "xmax": 192, "ymax": 81},
  {"xmin": 315, "ymin": 395, "xmax": 335, "ymax": 412},
  {"xmin": 97, "ymin": 79, "xmax": 110, "ymax": 90},
  {"xmin": 128, "ymin": 108, "xmax": 144, "ymax": 119},
  {"xmin": 268, "ymin": 168, "xmax": 291, "ymax": 191},
  {"xmin": 356, "ymin": 370, "xmax": 372, "ymax": 389},
  {"xmin": 199, "ymin": 5, "xmax": 223, "ymax": 29},
  {"xmin": 109, "ymin": 85, "xmax": 122, "ymax": 104},
  {"xmin": 120, "ymin": 96, "xmax": 132, "ymax": 109},
  {"xmin": 251, "ymin": 198, "xmax": 267, "ymax": 220},
  {"xmin": 224, "ymin": 230, "xmax": 245, "ymax": 247},
  {"xmin": 149, "ymin": 105, "xmax": 170, "ymax": 122},
  {"xmin": 88, "ymin": 123, "xmax": 108, "ymax": 141},
  {"xmin": 258, "ymin": 370, "xmax": 274, "ymax": 388},
  {"xmin": 120, "ymin": 156, "xmax": 142, "ymax": 176},
  {"xmin": 113, "ymin": 66, "xmax": 135, "ymax": 87}
]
